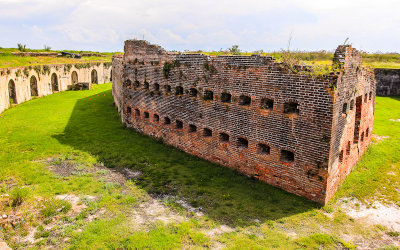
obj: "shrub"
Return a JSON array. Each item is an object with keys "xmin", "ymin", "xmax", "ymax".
[
  {"xmin": 10, "ymin": 187, "xmax": 30, "ymax": 206},
  {"xmin": 17, "ymin": 43, "xmax": 27, "ymax": 52},
  {"xmin": 41, "ymin": 199, "xmax": 71, "ymax": 217}
]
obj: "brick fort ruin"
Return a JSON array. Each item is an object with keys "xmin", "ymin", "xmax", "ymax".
[{"xmin": 112, "ymin": 40, "xmax": 375, "ymax": 204}]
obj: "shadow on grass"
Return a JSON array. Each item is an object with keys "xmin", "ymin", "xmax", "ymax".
[{"xmin": 54, "ymin": 89, "xmax": 318, "ymax": 226}]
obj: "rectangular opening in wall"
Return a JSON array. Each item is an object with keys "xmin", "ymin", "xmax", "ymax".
[
  {"xmin": 221, "ymin": 92, "xmax": 231, "ymax": 103},
  {"xmin": 144, "ymin": 81, "xmax": 149, "ymax": 89},
  {"xmin": 369, "ymin": 91, "xmax": 372, "ymax": 100},
  {"xmin": 361, "ymin": 132, "xmax": 364, "ymax": 142},
  {"xmin": 203, "ymin": 90, "xmax": 213, "ymax": 101},
  {"xmin": 135, "ymin": 109, "xmax": 140, "ymax": 117},
  {"xmin": 257, "ymin": 143, "xmax": 270, "ymax": 155},
  {"xmin": 154, "ymin": 83, "xmax": 160, "ymax": 91},
  {"xmin": 127, "ymin": 107, "xmax": 131, "ymax": 114},
  {"xmin": 239, "ymin": 95, "xmax": 251, "ymax": 106},
  {"xmin": 153, "ymin": 114, "xmax": 160, "ymax": 123},
  {"xmin": 164, "ymin": 117, "xmax": 171, "ymax": 125},
  {"xmin": 280, "ymin": 150, "xmax": 294, "ymax": 162},
  {"xmin": 339, "ymin": 150, "xmax": 344, "ymax": 163},
  {"xmin": 189, "ymin": 88, "xmax": 198, "ymax": 97},
  {"xmin": 237, "ymin": 137, "xmax": 248, "ymax": 148},
  {"xmin": 284, "ymin": 102, "xmax": 299, "ymax": 114},
  {"xmin": 353, "ymin": 96, "xmax": 362, "ymax": 144},
  {"xmin": 144, "ymin": 112, "xmax": 149, "ymax": 119},
  {"xmin": 189, "ymin": 124, "xmax": 197, "ymax": 133},
  {"xmin": 176, "ymin": 120, "xmax": 183, "ymax": 129},
  {"xmin": 134, "ymin": 80, "xmax": 140, "ymax": 88},
  {"xmin": 261, "ymin": 98, "xmax": 273, "ymax": 110},
  {"xmin": 350, "ymin": 99, "xmax": 354, "ymax": 110},
  {"xmin": 124, "ymin": 79, "xmax": 131, "ymax": 88},
  {"xmin": 342, "ymin": 102, "xmax": 348, "ymax": 115},
  {"xmin": 175, "ymin": 86, "xmax": 184, "ymax": 96},
  {"xmin": 219, "ymin": 132, "xmax": 229, "ymax": 142},
  {"xmin": 366, "ymin": 128, "xmax": 369, "ymax": 137},
  {"xmin": 346, "ymin": 141, "xmax": 351, "ymax": 155},
  {"xmin": 164, "ymin": 85, "xmax": 171, "ymax": 93},
  {"xmin": 203, "ymin": 128, "xmax": 212, "ymax": 137}
]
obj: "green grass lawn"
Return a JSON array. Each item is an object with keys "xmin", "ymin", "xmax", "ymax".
[
  {"xmin": 0, "ymin": 83, "xmax": 398, "ymax": 249},
  {"xmin": 201, "ymin": 50, "xmax": 400, "ymax": 69},
  {"xmin": 0, "ymin": 54, "xmax": 111, "ymax": 68}
]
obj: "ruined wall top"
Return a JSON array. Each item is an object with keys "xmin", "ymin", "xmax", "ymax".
[
  {"xmin": 124, "ymin": 39, "xmax": 168, "ymax": 62},
  {"xmin": 333, "ymin": 45, "xmax": 363, "ymax": 70}
]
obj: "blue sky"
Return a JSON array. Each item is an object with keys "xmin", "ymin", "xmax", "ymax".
[{"xmin": 1, "ymin": 0, "xmax": 399, "ymax": 53}]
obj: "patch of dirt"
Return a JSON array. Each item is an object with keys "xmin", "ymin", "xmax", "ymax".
[
  {"xmin": 339, "ymin": 198, "xmax": 400, "ymax": 232},
  {"xmin": 130, "ymin": 197, "xmax": 186, "ymax": 230},
  {"xmin": 55, "ymin": 194, "xmax": 95, "ymax": 215},
  {"xmin": 0, "ymin": 238, "xmax": 11, "ymax": 250},
  {"xmin": 205, "ymin": 225, "xmax": 234, "ymax": 237},
  {"xmin": 23, "ymin": 194, "xmax": 104, "ymax": 245},
  {"xmin": 45, "ymin": 157, "xmax": 142, "ymax": 186},
  {"xmin": 158, "ymin": 194, "xmax": 204, "ymax": 217},
  {"xmin": 371, "ymin": 134, "xmax": 389, "ymax": 144},
  {"xmin": 46, "ymin": 158, "xmax": 79, "ymax": 177},
  {"xmin": 341, "ymin": 232, "xmax": 400, "ymax": 250},
  {"xmin": 338, "ymin": 198, "xmax": 400, "ymax": 248}
]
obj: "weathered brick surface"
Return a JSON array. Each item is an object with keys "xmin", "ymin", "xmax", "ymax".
[{"xmin": 112, "ymin": 40, "xmax": 375, "ymax": 204}]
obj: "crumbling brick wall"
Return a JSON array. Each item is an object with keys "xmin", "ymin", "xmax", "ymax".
[
  {"xmin": 112, "ymin": 40, "xmax": 375, "ymax": 204},
  {"xmin": 326, "ymin": 46, "xmax": 375, "ymax": 201}
]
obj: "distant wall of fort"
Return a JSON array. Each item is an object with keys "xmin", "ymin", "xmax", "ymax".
[
  {"xmin": 375, "ymin": 68, "xmax": 400, "ymax": 96},
  {"xmin": 0, "ymin": 62, "xmax": 112, "ymax": 113}
]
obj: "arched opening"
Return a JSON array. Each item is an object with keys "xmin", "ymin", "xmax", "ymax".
[
  {"xmin": 30, "ymin": 76, "xmax": 38, "ymax": 96},
  {"xmin": 8, "ymin": 79, "xmax": 16, "ymax": 104},
  {"xmin": 91, "ymin": 69, "xmax": 98, "ymax": 84},
  {"xmin": 51, "ymin": 73, "xmax": 59, "ymax": 92},
  {"xmin": 71, "ymin": 71, "xmax": 78, "ymax": 85}
]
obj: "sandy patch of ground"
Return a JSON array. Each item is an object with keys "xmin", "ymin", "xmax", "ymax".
[
  {"xmin": 205, "ymin": 225, "xmax": 234, "ymax": 237},
  {"xmin": 338, "ymin": 198, "xmax": 400, "ymax": 248},
  {"xmin": 0, "ymin": 238, "xmax": 11, "ymax": 250},
  {"xmin": 339, "ymin": 198, "xmax": 400, "ymax": 232},
  {"xmin": 55, "ymin": 194, "xmax": 95, "ymax": 215},
  {"xmin": 371, "ymin": 134, "xmax": 389, "ymax": 144},
  {"xmin": 130, "ymin": 197, "xmax": 186, "ymax": 230}
]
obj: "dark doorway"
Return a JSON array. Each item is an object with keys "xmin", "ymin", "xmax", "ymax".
[
  {"xmin": 71, "ymin": 71, "xmax": 78, "ymax": 85},
  {"xmin": 8, "ymin": 79, "xmax": 16, "ymax": 104},
  {"xmin": 353, "ymin": 96, "xmax": 362, "ymax": 144},
  {"xmin": 30, "ymin": 76, "xmax": 38, "ymax": 96},
  {"xmin": 91, "ymin": 69, "xmax": 98, "ymax": 84},
  {"xmin": 51, "ymin": 73, "xmax": 59, "ymax": 92}
]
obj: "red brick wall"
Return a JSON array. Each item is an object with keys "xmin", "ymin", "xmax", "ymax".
[
  {"xmin": 112, "ymin": 40, "xmax": 375, "ymax": 204},
  {"xmin": 326, "ymin": 46, "xmax": 376, "ymax": 202}
]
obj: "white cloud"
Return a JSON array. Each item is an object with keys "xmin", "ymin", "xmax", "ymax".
[{"xmin": 0, "ymin": 0, "xmax": 399, "ymax": 52}]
